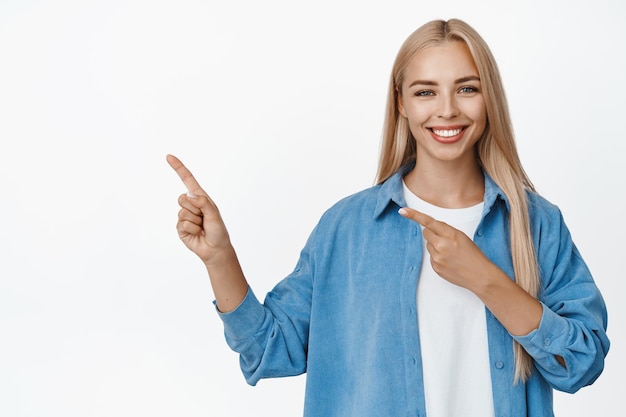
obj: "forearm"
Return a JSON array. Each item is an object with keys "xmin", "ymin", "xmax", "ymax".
[
  {"xmin": 204, "ymin": 245, "xmax": 249, "ymax": 313},
  {"xmin": 471, "ymin": 263, "xmax": 542, "ymax": 337}
]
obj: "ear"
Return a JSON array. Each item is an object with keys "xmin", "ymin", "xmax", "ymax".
[{"xmin": 396, "ymin": 88, "xmax": 407, "ymax": 118}]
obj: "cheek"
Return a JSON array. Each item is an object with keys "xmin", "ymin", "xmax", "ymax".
[
  {"xmin": 465, "ymin": 100, "xmax": 487, "ymax": 127},
  {"xmin": 403, "ymin": 102, "xmax": 430, "ymax": 126}
]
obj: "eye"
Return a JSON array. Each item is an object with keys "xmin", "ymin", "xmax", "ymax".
[
  {"xmin": 414, "ymin": 90, "xmax": 435, "ymax": 97},
  {"xmin": 459, "ymin": 86, "xmax": 479, "ymax": 94}
]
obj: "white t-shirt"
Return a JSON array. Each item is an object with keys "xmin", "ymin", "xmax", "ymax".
[{"xmin": 403, "ymin": 182, "xmax": 495, "ymax": 417}]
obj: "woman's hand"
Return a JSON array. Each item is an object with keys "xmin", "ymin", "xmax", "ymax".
[
  {"xmin": 167, "ymin": 154, "xmax": 232, "ymax": 264},
  {"xmin": 398, "ymin": 207, "xmax": 493, "ymax": 291},
  {"xmin": 398, "ymin": 207, "xmax": 542, "ymax": 336},
  {"xmin": 167, "ymin": 154, "xmax": 248, "ymax": 311}
]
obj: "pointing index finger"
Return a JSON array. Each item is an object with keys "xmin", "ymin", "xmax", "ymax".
[
  {"xmin": 399, "ymin": 207, "xmax": 453, "ymax": 237},
  {"xmin": 399, "ymin": 207, "xmax": 437, "ymax": 228},
  {"xmin": 166, "ymin": 154, "xmax": 206, "ymax": 196}
]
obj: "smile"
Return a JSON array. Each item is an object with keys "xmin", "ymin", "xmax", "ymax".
[{"xmin": 431, "ymin": 128, "xmax": 464, "ymax": 137}]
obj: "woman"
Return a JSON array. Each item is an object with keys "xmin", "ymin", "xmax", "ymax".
[{"xmin": 168, "ymin": 18, "xmax": 609, "ymax": 417}]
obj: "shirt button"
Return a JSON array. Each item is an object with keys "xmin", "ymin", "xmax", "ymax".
[
  {"xmin": 476, "ymin": 229, "xmax": 483, "ymax": 237},
  {"xmin": 409, "ymin": 265, "xmax": 415, "ymax": 272},
  {"xmin": 544, "ymin": 338, "xmax": 551, "ymax": 346},
  {"xmin": 495, "ymin": 361, "xmax": 504, "ymax": 369}
]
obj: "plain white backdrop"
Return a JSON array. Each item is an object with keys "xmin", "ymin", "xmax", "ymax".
[{"xmin": 0, "ymin": 0, "xmax": 624, "ymax": 415}]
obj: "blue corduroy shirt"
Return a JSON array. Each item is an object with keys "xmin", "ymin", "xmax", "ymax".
[{"xmin": 217, "ymin": 168, "xmax": 609, "ymax": 417}]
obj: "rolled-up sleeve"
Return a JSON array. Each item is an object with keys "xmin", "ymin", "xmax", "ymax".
[
  {"xmin": 514, "ymin": 205, "xmax": 610, "ymax": 393},
  {"xmin": 215, "ymin": 227, "xmax": 318, "ymax": 386}
]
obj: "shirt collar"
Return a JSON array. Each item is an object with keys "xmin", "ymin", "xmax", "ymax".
[{"xmin": 373, "ymin": 164, "xmax": 510, "ymax": 219}]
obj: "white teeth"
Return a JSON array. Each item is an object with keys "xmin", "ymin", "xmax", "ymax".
[{"xmin": 432, "ymin": 128, "xmax": 462, "ymax": 137}]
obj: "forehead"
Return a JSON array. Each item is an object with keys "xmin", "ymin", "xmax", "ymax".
[{"xmin": 404, "ymin": 41, "xmax": 479, "ymax": 83}]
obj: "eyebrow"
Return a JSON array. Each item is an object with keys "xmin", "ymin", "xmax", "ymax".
[{"xmin": 408, "ymin": 75, "xmax": 480, "ymax": 88}]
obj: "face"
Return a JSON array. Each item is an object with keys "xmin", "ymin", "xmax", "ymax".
[{"xmin": 398, "ymin": 41, "xmax": 487, "ymax": 168}]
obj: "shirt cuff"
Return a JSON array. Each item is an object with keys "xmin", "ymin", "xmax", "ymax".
[
  {"xmin": 214, "ymin": 287, "xmax": 267, "ymax": 341},
  {"xmin": 512, "ymin": 302, "xmax": 569, "ymax": 358}
]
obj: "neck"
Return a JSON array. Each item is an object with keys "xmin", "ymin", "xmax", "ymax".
[{"xmin": 404, "ymin": 156, "xmax": 484, "ymax": 208}]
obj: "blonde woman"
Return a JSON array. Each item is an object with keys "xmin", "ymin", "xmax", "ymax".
[{"xmin": 168, "ymin": 18, "xmax": 609, "ymax": 417}]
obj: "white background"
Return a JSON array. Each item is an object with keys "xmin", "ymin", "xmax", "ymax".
[{"xmin": 1, "ymin": 0, "xmax": 624, "ymax": 415}]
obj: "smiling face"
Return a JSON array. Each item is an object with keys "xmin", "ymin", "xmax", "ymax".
[{"xmin": 398, "ymin": 41, "xmax": 487, "ymax": 169}]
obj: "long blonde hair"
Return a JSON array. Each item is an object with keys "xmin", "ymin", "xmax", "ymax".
[{"xmin": 377, "ymin": 19, "xmax": 539, "ymax": 383}]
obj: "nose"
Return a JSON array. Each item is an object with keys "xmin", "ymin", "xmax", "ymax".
[{"xmin": 437, "ymin": 93, "xmax": 460, "ymax": 119}]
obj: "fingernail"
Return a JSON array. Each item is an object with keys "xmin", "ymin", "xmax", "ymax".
[
  {"xmin": 187, "ymin": 191, "xmax": 197, "ymax": 198},
  {"xmin": 398, "ymin": 208, "xmax": 408, "ymax": 216}
]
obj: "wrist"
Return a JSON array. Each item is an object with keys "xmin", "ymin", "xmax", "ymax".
[
  {"xmin": 469, "ymin": 261, "xmax": 510, "ymax": 298},
  {"xmin": 203, "ymin": 243, "xmax": 237, "ymax": 268}
]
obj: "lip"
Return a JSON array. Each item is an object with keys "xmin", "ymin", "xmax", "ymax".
[{"xmin": 427, "ymin": 125, "xmax": 467, "ymax": 144}]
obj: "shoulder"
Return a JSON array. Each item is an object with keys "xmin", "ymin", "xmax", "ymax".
[
  {"xmin": 525, "ymin": 191, "xmax": 578, "ymax": 267},
  {"xmin": 526, "ymin": 190, "xmax": 564, "ymax": 226},
  {"xmin": 317, "ymin": 183, "xmax": 384, "ymax": 227},
  {"xmin": 319, "ymin": 168, "xmax": 406, "ymax": 225},
  {"xmin": 298, "ymin": 183, "xmax": 386, "ymax": 254},
  {"xmin": 302, "ymin": 171, "xmax": 405, "ymax": 249}
]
